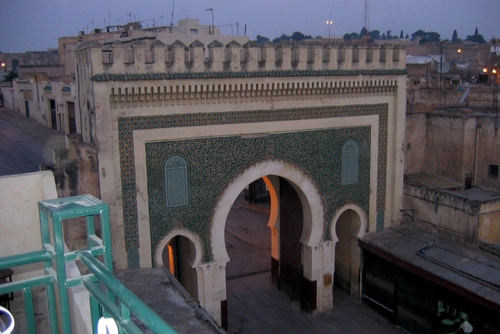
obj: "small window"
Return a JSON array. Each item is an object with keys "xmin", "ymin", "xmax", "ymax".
[
  {"xmin": 165, "ymin": 156, "xmax": 189, "ymax": 207},
  {"xmin": 342, "ymin": 140, "xmax": 359, "ymax": 185},
  {"xmin": 488, "ymin": 164, "xmax": 499, "ymax": 179},
  {"xmin": 190, "ymin": 29, "xmax": 198, "ymax": 34}
]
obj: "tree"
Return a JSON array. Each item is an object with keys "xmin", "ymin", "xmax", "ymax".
[
  {"xmin": 425, "ymin": 32, "xmax": 440, "ymax": 42},
  {"xmin": 290, "ymin": 31, "xmax": 312, "ymax": 42},
  {"xmin": 411, "ymin": 29, "xmax": 426, "ymax": 40},
  {"xmin": 400, "ymin": 30, "xmax": 404, "ymax": 39},
  {"xmin": 359, "ymin": 27, "xmax": 368, "ymax": 38},
  {"xmin": 466, "ymin": 34, "xmax": 486, "ymax": 44},
  {"xmin": 466, "ymin": 27, "xmax": 486, "ymax": 43},
  {"xmin": 255, "ymin": 35, "xmax": 270, "ymax": 44},
  {"xmin": 2, "ymin": 70, "xmax": 17, "ymax": 82},
  {"xmin": 405, "ymin": 34, "xmax": 409, "ymax": 39},
  {"xmin": 272, "ymin": 34, "xmax": 291, "ymax": 43},
  {"xmin": 452, "ymin": 30, "xmax": 458, "ymax": 42},
  {"xmin": 369, "ymin": 30, "xmax": 380, "ymax": 41}
]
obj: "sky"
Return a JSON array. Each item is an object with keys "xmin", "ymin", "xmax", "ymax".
[{"xmin": 0, "ymin": 0, "xmax": 498, "ymax": 53}]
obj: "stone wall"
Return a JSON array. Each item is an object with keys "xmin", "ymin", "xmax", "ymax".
[
  {"xmin": 76, "ymin": 40, "xmax": 406, "ymax": 75},
  {"xmin": 405, "ymin": 112, "xmax": 500, "ymax": 190},
  {"xmin": 403, "ymin": 183, "xmax": 500, "ymax": 244}
]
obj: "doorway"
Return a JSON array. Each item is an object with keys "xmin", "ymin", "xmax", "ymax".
[
  {"xmin": 224, "ymin": 176, "xmax": 310, "ymax": 331},
  {"xmin": 162, "ymin": 235, "xmax": 198, "ymax": 300},
  {"xmin": 49, "ymin": 99, "xmax": 57, "ymax": 130},
  {"xmin": 334, "ymin": 208, "xmax": 362, "ymax": 300}
]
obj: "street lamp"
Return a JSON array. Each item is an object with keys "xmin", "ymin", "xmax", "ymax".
[
  {"xmin": 205, "ymin": 8, "xmax": 214, "ymax": 35},
  {"xmin": 326, "ymin": 20, "xmax": 333, "ymax": 40}
]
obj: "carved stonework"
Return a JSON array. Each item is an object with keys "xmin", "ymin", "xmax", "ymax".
[{"xmin": 116, "ymin": 103, "xmax": 388, "ymax": 261}]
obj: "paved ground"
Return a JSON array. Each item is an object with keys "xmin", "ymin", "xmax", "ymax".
[
  {"xmin": 224, "ymin": 197, "xmax": 404, "ymax": 334},
  {"xmin": 0, "ymin": 107, "xmax": 65, "ymax": 176}
]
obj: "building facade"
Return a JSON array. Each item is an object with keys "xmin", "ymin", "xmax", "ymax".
[{"xmin": 75, "ymin": 39, "xmax": 407, "ymax": 324}]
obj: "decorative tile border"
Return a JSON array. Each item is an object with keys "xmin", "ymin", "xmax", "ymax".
[
  {"xmin": 118, "ymin": 104, "xmax": 388, "ymax": 260},
  {"xmin": 94, "ymin": 69, "xmax": 407, "ymax": 82}
]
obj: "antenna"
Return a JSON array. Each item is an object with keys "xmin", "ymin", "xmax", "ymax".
[
  {"xmin": 365, "ymin": 0, "xmax": 370, "ymax": 32},
  {"xmin": 127, "ymin": 13, "xmax": 132, "ymax": 23},
  {"xmin": 181, "ymin": 10, "xmax": 189, "ymax": 19},
  {"xmin": 170, "ymin": 0, "xmax": 175, "ymax": 33}
]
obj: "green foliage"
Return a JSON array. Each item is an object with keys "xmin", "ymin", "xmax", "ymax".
[
  {"xmin": 359, "ymin": 27, "xmax": 368, "ymax": 38},
  {"xmin": 466, "ymin": 34, "xmax": 486, "ymax": 43},
  {"xmin": 452, "ymin": 30, "xmax": 458, "ymax": 42},
  {"xmin": 291, "ymin": 31, "xmax": 312, "ymax": 42},
  {"xmin": 272, "ymin": 34, "xmax": 291, "ymax": 43},
  {"xmin": 400, "ymin": 30, "xmax": 404, "ymax": 39},
  {"xmin": 466, "ymin": 27, "xmax": 486, "ymax": 43},
  {"xmin": 411, "ymin": 30, "xmax": 440, "ymax": 42},
  {"xmin": 370, "ymin": 30, "xmax": 380, "ymax": 40},
  {"xmin": 255, "ymin": 35, "xmax": 270, "ymax": 44},
  {"xmin": 2, "ymin": 70, "xmax": 17, "ymax": 82},
  {"xmin": 343, "ymin": 32, "xmax": 360, "ymax": 41}
]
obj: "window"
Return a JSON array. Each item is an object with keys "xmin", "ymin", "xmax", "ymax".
[
  {"xmin": 488, "ymin": 164, "xmax": 498, "ymax": 179},
  {"xmin": 165, "ymin": 156, "xmax": 189, "ymax": 207},
  {"xmin": 342, "ymin": 141, "xmax": 359, "ymax": 185}
]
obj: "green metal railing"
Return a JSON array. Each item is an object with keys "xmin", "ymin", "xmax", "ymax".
[{"xmin": 0, "ymin": 194, "xmax": 178, "ymax": 333}]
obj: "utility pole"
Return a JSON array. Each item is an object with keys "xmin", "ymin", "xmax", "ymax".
[{"xmin": 205, "ymin": 8, "xmax": 214, "ymax": 35}]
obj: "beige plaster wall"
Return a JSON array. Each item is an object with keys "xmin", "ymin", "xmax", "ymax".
[
  {"xmin": 424, "ymin": 115, "xmax": 468, "ymax": 183},
  {"xmin": 478, "ymin": 202, "xmax": 500, "ymax": 243},
  {"xmin": 403, "ymin": 184, "xmax": 478, "ymax": 243},
  {"xmin": 0, "ymin": 171, "xmax": 58, "ymax": 280},
  {"xmin": 405, "ymin": 113, "xmax": 427, "ymax": 174}
]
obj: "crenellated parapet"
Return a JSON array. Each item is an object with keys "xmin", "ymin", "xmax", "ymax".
[{"xmin": 75, "ymin": 39, "xmax": 406, "ymax": 77}]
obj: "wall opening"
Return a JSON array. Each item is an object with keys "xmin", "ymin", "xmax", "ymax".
[
  {"xmin": 334, "ymin": 209, "xmax": 362, "ymax": 300},
  {"xmin": 223, "ymin": 175, "xmax": 312, "ymax": 331},
  {"xmin": 162, "ymin": 235, "xmax": 198, "ymax": 300}
]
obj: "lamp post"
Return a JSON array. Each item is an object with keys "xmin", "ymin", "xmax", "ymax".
[
  {"xmin": 326, "ymin": 20, "xmax": 333, "ymax": 40},
  {"xmin": 205, "ymin": 8, "xmax": 214, "ymax": 35}
]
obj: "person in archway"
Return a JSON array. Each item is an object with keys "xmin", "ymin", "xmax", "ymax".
[{"xmin": 451, "ymin": 318, "xmax": 473, "ymax": 333}]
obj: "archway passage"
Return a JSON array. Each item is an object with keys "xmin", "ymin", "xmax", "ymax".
[
  {"xmin": 224, "ymin": 176, "xmax": 311, "ymax": 332},
  {"xmin": 162, "ymin": 235, "xmax": 198, "ymax": 300},
  {"xmin": 278, "ymin": 177, "xmax": 304, "ymax": 304},
  {"xmin": 335, "ymin": 209, "xmax": 362, "ymax": 300}
]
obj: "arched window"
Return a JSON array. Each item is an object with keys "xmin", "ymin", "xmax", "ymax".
[
  {"xmin": 165, "ymin": 156, "xmax": 189, "ymax": 207},
  {"xmin": 342, "ymin": 140, "xmax": 358, "ymax": 185}
]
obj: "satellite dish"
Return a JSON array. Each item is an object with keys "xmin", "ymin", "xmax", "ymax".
[
  {"xmin": 460, "ymin": 87, "xmax": 470, "ymax": 104},
  {"xmin": 437, "ymin": 61, "xmax": 450, "ymax": 73}
]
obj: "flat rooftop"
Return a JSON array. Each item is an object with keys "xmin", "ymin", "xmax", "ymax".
[
  {"xmin": 117, "ymin": 268, "xmax": 224, "ymax": 334},
  {"xmin": 405, "ymin": 172, "xmax": 500, "ymax": 201},
  {"xmin": 360, "ymin": 224, "xmax": 500, "ymax": 312}
]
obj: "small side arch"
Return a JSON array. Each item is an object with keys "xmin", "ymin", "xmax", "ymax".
[
  {"xmin": 154, "ymin": 229, "xmax": 203, "ymax": 269},
  {"xmin": 331, "ymin": 203, "xmax": 367, "ymax": 300},
  {"xmin": 331, "ymin": 203, "xmax": 367, "ymax": 242}
]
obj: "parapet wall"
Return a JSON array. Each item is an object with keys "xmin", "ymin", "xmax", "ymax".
[{"xmin": 75, "ymin": 40, "xmax": 406, "ymax": 75}]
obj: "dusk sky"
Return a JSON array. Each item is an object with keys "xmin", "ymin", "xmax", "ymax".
[{"xmin": 0, "ymin": 0, "xmax": 498, "ymax": 53}]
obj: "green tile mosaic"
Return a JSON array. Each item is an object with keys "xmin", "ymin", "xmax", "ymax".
[
  {"xmin": 146, "ymin": 128, "xmax": 371, "ymax": 262},
  {"xmin": 117, "ymin": 104, "xmax": 388, "ymax": 265}
]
